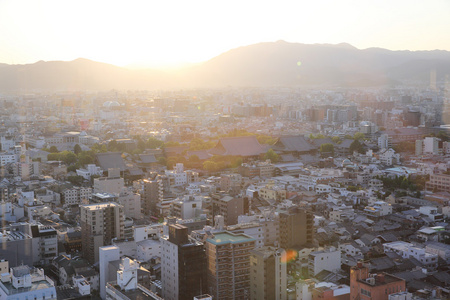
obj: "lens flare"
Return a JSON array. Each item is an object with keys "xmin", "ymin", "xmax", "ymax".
[
  {"xmin": 297, "ymin": 61, "xmax": 302, "ymax": 67},
  {"xmin": 281, "ymin": 249, "xmax": 298, "ymax": 263}
]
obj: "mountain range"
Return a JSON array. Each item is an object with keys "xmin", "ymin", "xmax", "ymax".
[{"xmin": 1, "ymin": 41, "xmax": 450, "ymax": 91}]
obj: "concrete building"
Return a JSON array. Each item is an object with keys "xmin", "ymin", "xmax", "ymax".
[
  {"xmin": 76, "ymin": 164, "xmax": 103, "ymax": 180},
  {"xmin": 93, "ymin": 170, "xmax": 125, "ymax": 195},
  {"xmin": 350, "ymin": 262, "xmax": 406, "ymax": 300},
  {"xmin": 205, "ymin": 231, "xmax": 256, "ymax": 300},
  {"xmin": 258, "ymin": 181, "xmax": 287, "ymax": 202},
  {"xmin": 62, "ymin": 186, "xmax": 92, "ymax": 206},
  {"xmin": 161, "ymin": 224, "xmax": 207, "ymax": 300},
  {"xmin": 383, "ymin": 241, "xmax": 438, "ymax": 271},
  {"xmin": 249, "ymin": 246, "xmax": 287, "ymax": 300},
  {"xmin": 220, "ymin": 173, "xmax": 242, "ymax": 193},
  {"xmin": 378, "ymin": 134, "xmax": 392, "ymax": 150},
  {"xmin": 364, "ymin": 201, "xmax": 392, "ymax": 218},
  {"xmin": 165, "ymin": 163, "xmax": 199, "ymax": 186},
  {"xmin": 426, "ymin": 173, "xmax": 450, "ymax": 192},
  {"xmin": 425, "ymin": 241, "xmax": 450, "ymax": 263},
  {"xmin": 105, "ymin": 257, "xmax": 163, "ymax": 300},
  {"xmin": 140, "ymin": 177, "xmax": 164, "ymax": 216},
  {"xmin": 0, "ymin": 265, "xmax": 57, "ymax": 300},
  {"xmin": 308, "ymin": 247, "xmax": 341, "ymax": 277},
  {"xmin": 238, "ymin": 160, "xmax": 274, "ymax": 178},
  {"xmin": 171, "ymin": 195, "xmax": 203, "ymax": 220},
  {"xmin": 117, "ymin": 188, "xmax": 142, "ymax": 219},
  {"xmin": 81, "ymin": 202, "xmax": 125, "ymax": 264},
  {"xmin": 279, "ymin": 207, "xmax": 314, "ymax": 250},
  {"xmin": 212, "ymin": 194, "xmax": 248, "ymax": 226},
  {"xmin": 227, "ymin": 222, "xmax": 265, "ymax": 248}
]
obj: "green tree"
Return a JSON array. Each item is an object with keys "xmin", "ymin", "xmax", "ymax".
[
  {"xmin": 157, "ymin": 157, "xmax": 167, "ymax": 166},
  {"xmin": 147, "ymin": 137, "xmax": 164, "ymax": 149},
  {"xmin": 332, "ymin": 136, "xmax": 342, "ymax": 144},
  {"xmin": 350, "ymin": 139, "xmax": 364, "ymax": 154},
  {"xmin": 203, "ymin": 161, "xmax": 218, "ymax": 172},
  {"xmin": 320, "ymin": 143, "xmax": 334, "ymax": 156},
  {"xmin": 231, "ymin": 157, "xmax": 243, "ymax": 168},
  {"xmin": 189, "ymin": 155, "xmax": 200, "ymax": 162},
  {"xmin": 164, "ymin": 141, "xmax": 181, "ymax": 148},
  {"xmin": 354, "ymin": 132, "xmax": 365, "ymax": 141},
  {"xmin": 67, "ymin": 175, "xmax": 84, "ymax": 185},
  {"xmin": 78, "ymin": 151, "xmax": 95, "ymax": 166},
  {"xmin": 108, "ymin": 140, "xmax": 118, "ymax": 151},
  {"xmin": 49, "ymin": 145, "xmax": 58, "ymax": 153},
  {"xmin": 59, "ymin": 151, "xmax": 77, "ymax": 165},
  {"xmin": 264, "ymin": 149, "xmax": 279, "ymax": 163},
  {"xmin": 74, "ymin": 144, "xmax": 82, "ymax": 155}
]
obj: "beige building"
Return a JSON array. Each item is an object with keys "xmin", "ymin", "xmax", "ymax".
[
  {"xmin": 426, "ymin": 173, "xmax": 450, "ymax": 192},
  {"xmin": 93, "ymin": 168, "xmax": 124, "ymax": 195},
  {"xmin": 250, "ymin": 246, "xmax": 287, "ymax": 300},
  {"xmin": 81, "ymin": 202, "xmax": 124, "ymax": 264},
  {"xmin": 258, "ymin": 181, "xmax": 287, "ymax": 202},
  {"xmin": 205, "ymin": 232, "xmax": 255, "ymax": 300},
  {"xmin": 212, "ymin": 195, "xmax": 248, "ymax": 226}
]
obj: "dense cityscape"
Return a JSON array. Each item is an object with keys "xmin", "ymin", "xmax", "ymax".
[
  {"xmin": 0, "ymin": 82, "xmax": 449, "ymax": 299},
  {"xmin": 1, "ymin": 0, "xmax": 450, "ymax": 299}
]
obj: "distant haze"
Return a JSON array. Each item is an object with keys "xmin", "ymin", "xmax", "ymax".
[
  {"xmin": 0, "ymin": 0, "xmax": 449, "ymax": 67},
  {"xmin": 0, "ymin": 41, "xmax": 449, "ymax": 91}
]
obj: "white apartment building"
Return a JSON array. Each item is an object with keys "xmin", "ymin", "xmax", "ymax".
[
  {"xmin": 308, "ymin": 248, "xmax": 341, "ymax": 276},
  {"xmin": 165, "ymin": 163, "xmax": 198, "ymax": 186},
  {"xmin": 63, "ymin": 187, "xmax": 92, "ymax": 206},
  {"xmin": 383, "ymin": 241, "xmax": 438, "ymax": 270},
  {"xmin": 378, "ymin": 148, "xmax": 400, "ymax": 166},
  {"xmin": 364, "ymin": 201, "xmax": 392, "ymax": 218},
  {"xmin": 0, "ymin": 266, "xmax": 57, "ymax": 300},
  {"xmin": 0, "ymin": 153, "xmax": 16, "ymax": 166},
  {"xmin": 76, "ymin": 164, "xmax": 103, "ymax": 180}
]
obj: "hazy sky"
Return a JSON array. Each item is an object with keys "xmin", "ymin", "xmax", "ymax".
[{"xmin": 1, "ymin": 0, "xmax": 449, "ymax": 68}]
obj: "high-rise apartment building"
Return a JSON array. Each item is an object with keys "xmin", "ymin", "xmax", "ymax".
[
  {"xmin": 141, "ymin": 178, "xmax": 163, "ymax": 216},
  {"xmin": 205, "ymin": 231, "xmax": 255, "ymax": 300},
  {"xmin": 249, "ymin": 246, "xmax": 287, "ymax": 300},
  {"xmin": 161, "ymin": 224, "xmax": 207, "ymax": 300},
  {"xmin": 81, "ymin": 202, "xmax": 124, "ymax": 264},
  {"xmin": 279, "ymin": 207, "xmax": 314, "ymax": 250}
]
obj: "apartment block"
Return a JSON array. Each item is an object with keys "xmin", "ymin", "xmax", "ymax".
[
  {"xmin": 205, "ymin": 231, "xmax": 255, "ymax": 300},
  {"xmin": 81, "ymin": 202, "xmax": 125, "ymax": 264},
  {"xmin": 249, "ymin": 246, "xmax": 287, "ymax": 300},
  {"xmin": 279, "ymin": 207, "xmax": 314, "ymax": 250},
  {"xmin": 161, "ymin": 224, "xmax": 207, "ymax": 300}
]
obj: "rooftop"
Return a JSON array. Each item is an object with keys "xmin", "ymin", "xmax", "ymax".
[{"xmin": 206, "ymin": 231, "xmax": 255, "ymax": 246}]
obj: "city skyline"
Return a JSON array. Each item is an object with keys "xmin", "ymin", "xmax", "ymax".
[{"xmin": 1, "ymin": 0, "xmax": 449, "ymax": 68}]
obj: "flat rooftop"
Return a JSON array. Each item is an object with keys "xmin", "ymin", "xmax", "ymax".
[
  {"xmin": 207, "ymin": 231, "xmax": 255, "ymax": 246},
  {"xmin": 0, "ymin": 280, "xmax": 54, "ymax": 295},
  {"xmin": 81, "ymin": 202, "xmax": 120, "ymax": 210}
]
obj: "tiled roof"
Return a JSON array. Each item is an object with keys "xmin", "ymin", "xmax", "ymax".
[{"xmin": 209, "ymin": 136, "xmax": 267, "ymax": 156}]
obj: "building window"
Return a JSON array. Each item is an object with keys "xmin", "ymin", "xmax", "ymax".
[{"xmin": 361, "ymin": 289, "xmax": 371, "ymax": 297}]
